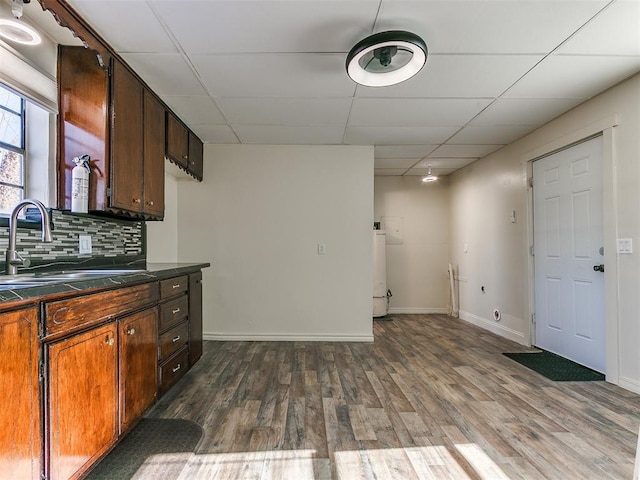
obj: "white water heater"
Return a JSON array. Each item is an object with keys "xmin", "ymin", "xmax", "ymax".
[{"xmin": 373, "ymin": 230, "xmax": 389, "ymax": 317}]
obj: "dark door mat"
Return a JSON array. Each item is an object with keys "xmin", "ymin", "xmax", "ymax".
[
  {"xmin": 85, "ymin": 418, "xmax": 203, "ymax": 480},
  {"xmin": 503, "ymin": 350, "xmax": 605, "ymax": 381}
]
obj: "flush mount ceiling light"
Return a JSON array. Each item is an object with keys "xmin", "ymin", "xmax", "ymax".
[
  {"xmin": 0, "ymin": 0, "xmax": 40, "ymax": 46},
  {"xmin": 422, "ymin": 165, "xmax": 438, "ymax": 183},
  {"xmin": 346, "ymin": 30, "xmax": 427, "ymax": 87},
  {"xmin": 0, "ymin": 19, "xmax": 41, "ymax": 45}
]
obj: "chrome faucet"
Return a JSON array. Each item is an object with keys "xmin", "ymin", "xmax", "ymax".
[{"xmin": 5, "ymin": 199, "xmax": 53, "ymax": 275}]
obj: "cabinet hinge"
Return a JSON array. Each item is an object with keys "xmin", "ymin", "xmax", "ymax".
[
  {"xmin": 39, "ymin": 359, "xmax": 44, "ymax": 382},
  {"xmin": 532, "ymin": 313, "xmax": 536, "ymax": 325},
  {"xmin": 106, "ymin": 187, "xmax": 112, "ymax": 197}
]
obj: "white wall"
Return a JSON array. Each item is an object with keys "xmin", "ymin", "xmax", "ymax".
[
  {"xmin": 374, "ymin": 176, "xmax": 450, "ymax": 313},
  {"xmin": 146, "ymin": 173, "xmax": 179, "ymax": 262},
  {"xmin": 449, "ymin": 73, "xmax": 640, "ymax": 392},
  {"xmin": 175, "ymin": 144, "xmax": 374, "ymax": 341}
]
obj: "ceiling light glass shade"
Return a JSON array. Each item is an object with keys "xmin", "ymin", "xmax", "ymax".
[
  {"xmin": 0, "ymin": 19, "xmax": 41, "ymax": 45},
  {"xmin": 422, "ymin": 166, "xmax": 438, "ymax": 183},
  {"xmin": 346, "ymin": 30, "xmax": 427, "ymax": 87}
]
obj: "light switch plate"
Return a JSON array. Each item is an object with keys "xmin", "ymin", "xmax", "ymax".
[
  {"xmin": 79, "ymin": 235, "xmax": 92, "ymax": 255},
  {"xmin": 617, "ymin": 238, "xmax": 632, "ymax": 254},
  {"xmin": 317, "ymin": 243, "xmax": 326, "ymax": 255}
]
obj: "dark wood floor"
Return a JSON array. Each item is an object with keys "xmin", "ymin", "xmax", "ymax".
[{"xmin": 149, "ymin": 314, "xmax": 640, "ymax": 479}]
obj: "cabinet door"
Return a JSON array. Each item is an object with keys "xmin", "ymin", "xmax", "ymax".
[
  {"xmin": 165, "ymin": 112, "xmax": 189, "ymax": 168},
  {"xmin": 188, "ymin": 131, "xmax": 204, "ymax": 180},
  {"xmin": 58, "ymin": 46, "xmax": 109, "ymax": 211},
  {"xmin": 110, "ymin": 59, "xmax": 144, "ymax": 213},
  {"xmin": 119, "ymin": 307, "xmax": 158, "ymax": 433},
  {"xmin": 47, "ymin": 323, "xmax": 118, "ymax": 480},
  {"xmin": 143, "ymin": 91, "xmax": 165, "ymax": 218},
  {"xmin": 189, "ymin": 271, "xmax": 203, "ymax": 366},
  {"xmin": 0, "ymin": 307, "xmax": 40, "ymax": 480}
]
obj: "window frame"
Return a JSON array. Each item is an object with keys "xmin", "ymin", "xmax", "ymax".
[{"xmin": 0, "ymin": 82, "xmax": 27, "ymax": 208}]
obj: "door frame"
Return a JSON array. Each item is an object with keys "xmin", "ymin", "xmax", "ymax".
[{"xmin": 522, "ymin": 114, "xmax": 619, "ymax": 383}]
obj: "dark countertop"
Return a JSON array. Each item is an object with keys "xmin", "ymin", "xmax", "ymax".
[{"xmin": 0, "ymin": 262, "xmax": 210, "ymax": 307}]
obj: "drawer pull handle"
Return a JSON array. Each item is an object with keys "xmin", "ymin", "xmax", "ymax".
[
  {"xmin": 172, "ymin": 364, "xmax": 181, "ymax": 373},
  {"xmin": 172, "ymin": 284, "xmax": 181, "ymax": 289},
  {"xmin": 172, "ymin": 335, "xmax": 181, "ymax": 343},
  {"xmin": 127, "ymin": 328, "xmax": 136, "ymax": 336},
  {"xmin": 172, "ymin": 308, "xmax": 181, "ymax": 314}
]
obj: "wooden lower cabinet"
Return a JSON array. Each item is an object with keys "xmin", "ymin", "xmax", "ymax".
[
  {"xmin": 46, "ymin": 322, "xmax": 119, "ymax": 480},
  {"xmin": 189, "ymin": 271, "xmax": 203, "ymax": 366},
  {"xmin": 0, "ymin": 307, "xmax": 41, "ymax": 480},
  {"xmin": 118, "ymin": 307, "xmax": 158, "ymax": 433}
]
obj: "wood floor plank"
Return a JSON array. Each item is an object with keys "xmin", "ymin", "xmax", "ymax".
[{"xmin": 144, "ymin": 314, "xmax": 639, "ymax": 479}]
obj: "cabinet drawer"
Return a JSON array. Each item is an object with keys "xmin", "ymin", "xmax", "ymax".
[
  {"xmin": 44, "ymin": 283, "xmax": 159, "ymax": 338},
  {"xmin": 159, "ymin": 295, "xmax": 188, "ymax": 332},
  {"xmin": 159, "ymin": 321, "xmax": 189, "ymax": 362},
  {"xmin": 160, "ymin": 276, "xmax": 188, "ymax": 299},
  {"xmin": 159, "ymin": 346, "xmax": 189, "ymax": 395}
]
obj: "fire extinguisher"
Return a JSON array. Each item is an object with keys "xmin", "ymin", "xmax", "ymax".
[{"xmin": 71, "ymin": 154, "xmax": 90, "ymax": 213}]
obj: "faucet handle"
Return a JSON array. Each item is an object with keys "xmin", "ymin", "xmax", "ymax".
[{"xmin": 7, "ymin": 251, "xmax": 30, "ymax": 268}]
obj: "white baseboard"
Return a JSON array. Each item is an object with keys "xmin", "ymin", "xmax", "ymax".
[
  {"xmin": 203, "ymin": 332, "xmax": 374, "ymax": 342},
  {"xmin": 387, "ymin": 307, "xmax": 449, "ymax": 314},
  {"xmin": 459, "ymin": 310, "xmax": 527, "ymax": 345},
  {"xmin": 618, "ymin": 376, "xmax": 640, "ymax": 395}
]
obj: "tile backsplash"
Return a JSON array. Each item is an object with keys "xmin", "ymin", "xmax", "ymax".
[{"xmin": 0, "ymin": 210, "xmax": 144, "ymax": 262}]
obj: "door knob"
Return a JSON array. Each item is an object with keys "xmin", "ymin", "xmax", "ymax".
[{"xmin": 593, "ymin": 264, "xmax": 605, "ymax": 272}]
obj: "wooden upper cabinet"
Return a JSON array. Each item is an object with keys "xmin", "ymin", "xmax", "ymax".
[
  {"xmin": 188, "ymin": 131, "xmax": 204, "ymax": 180},
  {"xmin": 58, "ymin": 46, "xmax": 165, "ymax": 220},
  {"xmin": 47, "ymin": 322, "xmax": 119, "ymax": 480},
  {"xmin": 166, "ymin": 112, "xmax": 189, "ymax": 168},
  {"xmin": 58, "ymin": 45, "xmax": 109, "ymax": 212},
  {"xmin": 110, "ymin": 59, "xmax": 144, "ymax": 214},
  {"xmin": 0, "ymin": 307, "xmax": 41, "ymax": 480},
  {"xmin": 143, "ymin": 91, "xmax": 166, "ymax": 217}
]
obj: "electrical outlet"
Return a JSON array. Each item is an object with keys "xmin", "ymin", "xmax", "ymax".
[{"xmin": 79, "ymin": 235, "xmax": 92, "ymax": 255}]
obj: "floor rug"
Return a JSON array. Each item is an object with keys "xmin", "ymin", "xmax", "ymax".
[
  {"xmin": 503, "ymin": 350, "xmax": 605, "ymax": 381},
  {"xmin": 85, "ymin": 418, "xmax": 203, "ymax": 480}
]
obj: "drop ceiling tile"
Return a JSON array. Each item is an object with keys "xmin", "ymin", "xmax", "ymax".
[
  {"xmin": 120, "ymin": 53, "xmax": 207, "ymax": 96},
  {"xmin": 349, "ymin": 98, "xmax": 492, "ymax": 127},
  {"xmin": 470, "ymin": 98, "xmax": 584, "ymax": 126},
  {"xmin": 345, "ymin": 126, "xmax": 459, "ymax": 145},
  {"xmin": 149, "ymin": 0, "xmax": 380, "ymax": 54},
  {"xmin": 233, "ymin": 125, "xmax": 345, "ymax": 145},
  {"xmin": 430, "ymin": 144, "xmax": 504, "ymax": 157},
  {"xmin": 217, "ymin": 98, "xmax": 352, "ymax": 126},
  {"xmin": 68, "ymin": 0, "xmax": 177, "ymax": 53},
  {"xmin": 448, "ymin": 125, "xmax": 535, "ymax": 145},
  {"xmin": 375, "ymin": 158, "xmax": 421, "ymax": 169},
  {"xmin": 375, "ymin": 169, "xmax": 409, "ymax": 176},
  {"xmin": 560, "ymin": 0, "xmax": 640, "ymax": 55},
  {"xmin": 191, "ymin": 53, "xmax": 356, "ymax": 98},
  {"xmin": 375, "ymin": 145, "xmax": 439, "ymax": 159},
  {"xmin": 377, "ymin": 0, "xmax": 608, "ymax": 54},
  {"xmin": 414, "ymin": 158, "xmax": 478, "ymax": 169},
  {"xmin": 163, "ymin": 96, "xmax": 226, "ymax": 125},
  {"xmin": 356, "ymin": 55, "xmax": 544, "ymax": 98},
  {"xmin": 190, "ymin": 124, "xmax": 239, "ymax": 144},
  {"xmin": 505, "ymin": 55, "xmax": 640, "ymax": 99}
]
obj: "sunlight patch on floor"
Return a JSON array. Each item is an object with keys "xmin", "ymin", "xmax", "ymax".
[{"xmin": 149, "ymin": 443, "xmax": 511, "ymax": 479}]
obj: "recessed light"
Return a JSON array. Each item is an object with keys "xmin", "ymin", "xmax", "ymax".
[{"xmin": 0, "ymin": 18, "xmax": 41, "ymax": 46}]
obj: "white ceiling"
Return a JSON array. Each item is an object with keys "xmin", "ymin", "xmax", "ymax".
[{"xmin": 37, "ymin": 1, "xmax": 640, "ymax": 176}]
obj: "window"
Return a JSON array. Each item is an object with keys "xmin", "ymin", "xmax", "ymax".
[{"xmin": 0, "ymin": 83, "xmax": 25, "ymax": 214}]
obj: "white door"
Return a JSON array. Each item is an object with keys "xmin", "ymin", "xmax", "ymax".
[{"xmin": 533, "ymin": 136, "xmax": 605, "ymax": 372}]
